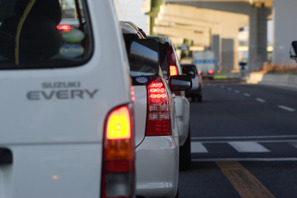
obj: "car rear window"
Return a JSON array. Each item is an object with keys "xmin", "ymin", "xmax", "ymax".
[
  {"xmin": 159, "ymin": 42, "xmax": 170, "ymax": 79},
  {"xmin": 0, "ymin": 0, "xmax": 92, "ymax": 69},
  {"xmin": 123, "ymin": 34, "xmax": 159, "ymax": 77}
]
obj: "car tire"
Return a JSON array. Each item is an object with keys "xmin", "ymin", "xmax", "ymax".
[
  {"xmin": 179, "ymin": 127, "xmax": 191, "ymax": 171},
  {"xmin": 197, "ymin": 94, "xmax": 202, "ymax": 102},
  {"xmin": 174, "ymin": 190, "xmax": 179, "ymax": 198}
]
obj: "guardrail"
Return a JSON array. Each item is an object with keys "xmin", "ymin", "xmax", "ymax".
[{"xmin": 247, "ymin": 72, "xmax": 297, "ymax": 89}]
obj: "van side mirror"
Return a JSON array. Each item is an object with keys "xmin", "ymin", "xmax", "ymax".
[
  {"xmin": 290, "ymin": 41, "xmax": 297, "ymax": 61},
  {"xmin": 169, "ymin": 75, "xmax": 192, "ymax": 91}
]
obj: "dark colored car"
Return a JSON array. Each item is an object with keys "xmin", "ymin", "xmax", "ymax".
[{"xmin": 181, "ymin": 63, "xmax": 203, "ymax": 102}]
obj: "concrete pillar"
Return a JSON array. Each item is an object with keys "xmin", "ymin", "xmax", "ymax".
[
  {"xmin": 211, "ymin": 35, "xmax": 220, "ymax": 71},
  {"xmin": 273, "ymin": 0, "xmax": 297, "ymax": 66},
  {"xmin": 222, "ymin": 39, "xmax": 234, "ymax": 73},
  {"xmin": 249, "ymin": 5, "xmax": 268, "ymax": 71}
]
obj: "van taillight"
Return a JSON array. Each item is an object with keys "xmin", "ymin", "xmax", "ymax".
[
  {"xmin": 208, "ymin": 70, "xmax": 214, "ymax": 74},
  {"xmin": 102, "ymin": 105, "xmax": 135, "ymax": 198},
  {"xmin": 169, "ymin": 65, "xmax": 178, "ymax": 76},
  {"xmin": 146, "ymin": 79, "xmax": 171, "ymax": 136}
]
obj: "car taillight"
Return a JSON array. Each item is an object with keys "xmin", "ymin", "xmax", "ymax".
[
  {"xmin": 199, "ymin": 76, "xmax": 202, "ymax": 87},
  {"xmin": 146, "ymin": 78, "xmax": 171, "ymax": 136},
  {"xmin": 208, "ymin": 70, "xmax": 214, "ymax": 74},
  {"xmin": 169, "ymin": 65, "xmax": 178, "ymax": 76},
  {"xmin": 102, "ymin": 105, "xmax": 135, "ymax": 198},
  {"xmin": 131, "ymin": 86, "xmax": 135, "ymax": 101},
  {"xmin": 57, "ymin": 24, "xmax": 73, "ymax": 32},
  {"xmin": 198, "ymin": 70, "xmax": 202, "ymax": 74}
]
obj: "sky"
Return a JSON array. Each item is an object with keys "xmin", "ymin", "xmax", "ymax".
[{"xmin": 114, "ymin": 0, "xmax": 148, "ymax": 32}]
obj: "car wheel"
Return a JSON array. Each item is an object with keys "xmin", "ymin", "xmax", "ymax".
[
  {"xmin": 174, "ymin": 190, "xmax": 179, "ymax": 198},
  {"xmin": 179, "ymin": 127, "xmax": 191, "ymax": 170},
  {"xmin": 197, "ymin": 94, "xmax": 202, "ymax": 102}
]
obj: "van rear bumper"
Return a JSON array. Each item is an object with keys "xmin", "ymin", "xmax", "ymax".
[{"xmin": 0, "ymin": 144, "xmax": 102, "ymax": 198}]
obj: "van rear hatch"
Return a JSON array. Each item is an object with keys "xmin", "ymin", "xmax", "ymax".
[{"xmin": 0, "ymin": 0, "xmax": 134, "ymax": 197}]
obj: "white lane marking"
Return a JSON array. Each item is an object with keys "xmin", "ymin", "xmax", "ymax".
[
  {"xmin": 228, "ymin": 141, "xmax": 270, "ymax": 153},
  {"xmin": 278, "ymin": 105, "xmax": 296, "ymax": 112},
  {"xmin": 192, "ymin": 135, "xmax": 297, "ymax": 141},
  {"xmin": 234, "ymin": 90, "xmax": 240, "ymax": 93},
  {"xmin": 192, "ymin": 139, "xmax": 297, "ymax": 144},
  {"xmin": 290, "ymin": 142, "xmax": 297, "ymax": 149},
  {"xmin": 192, "ymin": 158, "xmax": 297, "ymax": 162},
  {"xmin": 227, "ymin": 88, "xmax": 232, "ymax": 91},
  {"xmin": 191, "ymin": 142, "xmax": 208, "ymax": 153},
  {"xmin": 256, "ymin": 98, "xmax": 266, "ymax": 103},
  {"xmin": 243, "ymin": 93, "xmax": 251, "ymax": 97}
]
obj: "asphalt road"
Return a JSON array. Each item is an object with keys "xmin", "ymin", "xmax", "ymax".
[{"xmin": 179, "ymin": 79, "xmax": 297, "ymax": 198}]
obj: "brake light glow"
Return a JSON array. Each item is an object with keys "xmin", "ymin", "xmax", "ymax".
[
  {"xmin": 198, "ymin": 70, "xmax": 202, "ymax": 74},
  {"xmin": 106, "ymin": 106, "xmax": 131, "ymax": 140},
  {"xmin": 131, "ymin": 86, "xmax": 135, "ymax": 101},
  {"xmin": 102, "ymin": 105, "xmax": 135, "ymax": 198},
  {"xmin": 146, "ymin": 79, "xmax": 171, "ymax": 136},
  {"xmin": 208, "ymin": 70, "xmax": 214, "ymax": 74},
  {"xmin": 169, "ymin": 65, "xmax": 178, "ymax": 76},
  {"xmin": 57, "ymin": 24, "xmax": 73, "ymax": 32}
]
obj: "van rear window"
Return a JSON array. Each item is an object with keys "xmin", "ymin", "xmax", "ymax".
[{"xmin": 0, "ymin": 0, "xmax": 92, "ymax": 69}]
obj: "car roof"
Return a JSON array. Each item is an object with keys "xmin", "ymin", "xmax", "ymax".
[
  {"xmin": 120, "ymin": 21, "xmax": 147, "ymax": 39},
  {"xmin": 148, "ymin": 35, "xmax": 172, "ymax": 45}
]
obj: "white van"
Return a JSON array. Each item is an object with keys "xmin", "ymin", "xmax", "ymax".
[{"xmin": 0, "ymin": 0, "xmax": 135, "ymax": 198}]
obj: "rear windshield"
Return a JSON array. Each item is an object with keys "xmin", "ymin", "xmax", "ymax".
[
  {"xmin": 0, "ymin": 0, "xmax": 92, "ymax": 69},
  {"xmin": 159, "ymin": 42, "xmax": 177, "ymax": 79},
  {"xmin": 159, "ymin": 42, "xmax": 170, "ymax": 79},
  {"xmin": 123, "ymin": 34, "xmax": 159, "ymax": 77}
]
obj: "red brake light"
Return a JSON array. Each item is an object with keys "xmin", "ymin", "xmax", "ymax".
[
  {"xmin": 208, "ymin": 70, "xmax": 214, "ymax": 74},
  {"xmin": 102, "ymin": 105, "xmax": 135, "ymax": 198},
  {"xmin": 146, "ymin": 79, "xmax": 171, "ymax": 136},
  {"xmin": 169, "ymin": 65, "xmax": 178, "ymax": 76},
  {"xmin": 57, "ymin": 24, "xmax": 73, "ymax": 32},
  {"xmin": 198, "ymin": 70, "xmax": 202, "ymax": 74},
  {"xmin": 131, "ymin": 86, "xmax": 135, "ymax": 101}
]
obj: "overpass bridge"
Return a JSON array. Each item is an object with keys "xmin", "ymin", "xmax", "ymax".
[{"xmin": 142, "ymin": 0, "xmax": 297, "ymax": 73}]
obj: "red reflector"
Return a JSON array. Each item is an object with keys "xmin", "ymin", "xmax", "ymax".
[
  {"xmin": 169, "ymin": 65, "xmax": 178, "ymax": 76},
  {"xmin": 106, "ymin": 160, "xmax": 134, "ymax": 173},
  {"xmin": 208, "ymin": 70, "xmax": 214, "ymax": 74},
  {"xmin": 57, "ymin": 24, "xmax": 72, "ymax": 32}
]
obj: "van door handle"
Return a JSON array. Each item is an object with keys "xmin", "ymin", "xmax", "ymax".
[{"xmin": 0, "ymin": 148, "xmax": 12, "ymax": 165}]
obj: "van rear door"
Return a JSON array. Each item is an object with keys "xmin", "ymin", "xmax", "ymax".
[{"xmin": 0, "ymin": 0, "xmax": 134, "ymax": 197}]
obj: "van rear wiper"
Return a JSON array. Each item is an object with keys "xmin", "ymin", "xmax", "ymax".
[{"xmin": 0, "ymin": 148, "xmax": 12, "ymax": 165}]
